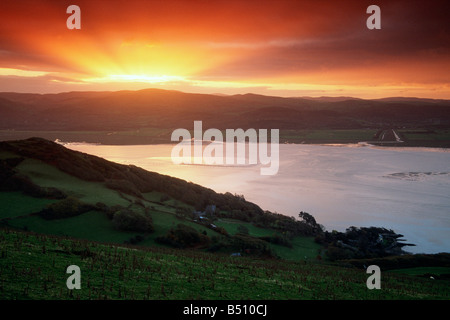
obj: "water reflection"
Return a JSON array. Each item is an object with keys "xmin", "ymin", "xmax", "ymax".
[{"xmin": 64, "ymin": 142, "xmax": 450, "ymax": 254}]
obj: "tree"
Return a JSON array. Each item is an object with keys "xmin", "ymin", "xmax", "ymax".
[
  {"xmin": 299, "ymin": 211, "xmax": 317, "ymax": 228},
  {"xmin": 112, "ymin": 209, "xmax": 154, "ymax": 233},
  {"xmin": 39, "ymin": 197, "xmax": 92, "ymax": 220}
]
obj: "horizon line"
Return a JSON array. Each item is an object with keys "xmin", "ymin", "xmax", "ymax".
[{"xmin": 1, "ymin": 87, "xmax": 449, "ymax": 102}]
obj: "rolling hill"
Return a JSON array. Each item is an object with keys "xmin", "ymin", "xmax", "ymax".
[
  {"xmin": 1, "ymin": 137, "xmax": 449, "ymax": 301},
  {"xmin": 0, "ymin": 89, "xmax": 449, "ymax": 132},
  {"xmin": 0, "ymin": 137, "xmax": 321, "ymax": 260}
]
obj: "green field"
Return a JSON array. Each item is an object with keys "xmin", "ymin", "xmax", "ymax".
[
  {"xmin": 6, "ymin": 211, "xmax": 137, "ymax": 244},
  {"xmin": 215, "ymin": 219, "xmax": 276, "ymax": 237},
  {"xmin": 1, "ymin": 137, "xmax": 449, "ymax": 301},
  {"xmin": 2, "ymin": 128, "xmax": 449, "ymax": 148},
  {"xmin": 0, "ymin": 229, "xmax": 448, "ymax": 300},
  {"xmin": 16, "ymin": 159, "xmax": 130, "ymax": 207},
  {"xmin": 398, "ymin": 129, "xmax": 450, "ymax": 141},
  {"xmin": 280, "ymin": 129, "xmax": 377, "ymax": 144},
  {"xmin": 214, "ymin": 218, "xmax": 322, "ymax": 260},
  {"xmin": 0, "ymin": 192, "xmax": 57, "ymax": 220},
  {"xmin": 389, "ymin": 267, "xmax": 450, "ymax": 277},
  {"xmin": 1, "ymin": 152, "xmax": 325, "ymax": 261}
]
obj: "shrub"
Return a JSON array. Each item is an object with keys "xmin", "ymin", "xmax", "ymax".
[
  {"xmin": 39, "ymin": 197, "xmax": 92, "ymax": 220},
  {"xmin": 259, "ymin": 234, "xmax": 293, "ymax": 248},
  {"xmin": 112, "ymin": 209, "xmax": 154, "ymax": 233},
  {"xmin": 326, "ymin": 245, "xmax": 354, "ymax": 261},
  {"xmin": 231, "ymin": 234, "xmax": 273, "ymax": 257},
  {"xmin": 156, "ymin": 224, "xmax": 210, "ymax": 249}
]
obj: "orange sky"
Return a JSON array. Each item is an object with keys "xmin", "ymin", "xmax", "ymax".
[{"xmin": 0, "ymin": 0, "xmax": 449, "ymax": 98}]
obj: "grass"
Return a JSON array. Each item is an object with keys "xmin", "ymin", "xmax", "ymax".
[
  {"xmin": 2, "ymin": 195, "xmax": 323, "ymax": 261},
  {"xmin": 0, "ymin": 192, "xmax": 57, "ymax": 220},
  {"xmin": 0, "ymin": 228, "xmax": 448, "ymax": 300},
  {"xmin": 139, "ymin": 210, "xmax": 215, "ymax": 247},
  {"xmin": 214, "ymin": 218, "xmax": 276, "ymax": 238},
  {"xmin": 270, "ymin": 237, "xmax": 323, "ymax": 261},
  {"xmin": 15, "ymin": 159, "xmax": 130, "ymax": 207},
  {"xmin": 398, "ymin": 129, "xmax": 450, "ymax": 141},
  {"xmin": 215, "ymin": 218, "xmax": 336, "ymax": 261},
  {"xmin": 0, "ymin": 151, "xmax": 20, "ymax": 159},
  {"xmin": 389, "ymin": 267, "xmax": 450, "ymax": 277},
  {"xmin": 6, "ymin": 211, "xmax": 137, "ymax": 244},
  {"xmin": 2, "ymin": 128, "xmax": 448, "ymax": 147},
  {"xmin": 1, "ymin": 192, "xmax": 215, "ymax": 250},
  {"xmin": 280, "ymin": 129, "xmax": 376, "ymax": 143}
]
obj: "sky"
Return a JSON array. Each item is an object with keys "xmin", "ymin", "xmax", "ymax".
[{"xmin": 0, "ymin": 0, "xmax": 449, "ymax": 99}]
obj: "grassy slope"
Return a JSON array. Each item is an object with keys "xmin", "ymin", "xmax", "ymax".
[
  {"xmin": 1, "ymin": 140, "xmax": 449, "ymax": 300},
  {"xmin": 0, "ymin": 228, "xmax": 448, "ymax": 300},
  {"xmin": 389, "ymin": 267, "xmax": 450, "ymax": 277},
  {"xmin": 1, "ymin": 156, "xmax": 217, "ymax": 249},
  {"xmin": 15, "ymin": 158, "xmax": 130, "ymax": 207},
  {"xmin": 0, "ymin": 192, "xmax": 57, "ymax": 219},
  {"xmin": 215, "ymin": 218, "xmax": 322, "ymax": 260},
  {"xmin": 1, "ymin": 147, "xmax": 320, "ymax": 260}
]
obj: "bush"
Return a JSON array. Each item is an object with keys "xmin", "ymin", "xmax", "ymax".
[
  {"xmin": 259, "ymin": 234, "xmax": 293, "ymax": 248},
  {"xmin": 156, "ymin": 224, "xmax": 210, "ymax": 249},
  {"xmin": 112, "ymin": 209, "xmax": 154, "ymax": 233},
  {"xmin": 231, "ymin": 234, "xmax": 273, "ymax": 257},
  {"xmin": 207, "ymin": 234, "xmax": 275, "ymax": 257},
  {"xmin": 326, "ymin": 245, "xmax": 354, "ymax": 261},
  {"xmin": 39, "ymin": 197, "xmax": 92, "ymax": 220}
]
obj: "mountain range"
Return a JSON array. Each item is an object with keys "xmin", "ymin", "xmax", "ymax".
[{"xmin": 1, "ymin": 89, "xmax": 449, "ymax": 132}]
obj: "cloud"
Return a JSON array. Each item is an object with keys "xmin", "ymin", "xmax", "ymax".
[{"xmin": 0, "ymin": 0, "xmax": 448, "ymax": 98}]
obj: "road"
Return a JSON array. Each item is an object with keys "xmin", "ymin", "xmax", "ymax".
[{"xmin": 369, "ymin": 128, "xmax": 404, "ymax": 144}]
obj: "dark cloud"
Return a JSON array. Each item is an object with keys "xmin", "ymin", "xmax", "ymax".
[{"xmin": 0, "ymin": 0, "xmax": 448, "ymax": 96}]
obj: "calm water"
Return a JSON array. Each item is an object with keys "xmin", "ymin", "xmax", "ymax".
[{"xmin": 64, "ymin": 142, "xmax": 450, "ymax": 254}]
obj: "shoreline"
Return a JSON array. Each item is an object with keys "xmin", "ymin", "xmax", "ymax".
[{"xmin": 1, "ymin": 129, "xmax": 450, "ymax": 149}]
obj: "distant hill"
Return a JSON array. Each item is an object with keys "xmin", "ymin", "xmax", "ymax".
[{"xmin": 0, "ymin": 88, "xmax": 449, "ymax": 131}]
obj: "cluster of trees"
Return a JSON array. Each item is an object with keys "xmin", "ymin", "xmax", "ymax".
[
  {"xmin": 155, "ymin": 222, "xmax": 282, "ymax": 258},
  {"xmin": 207, "ymin": 233, "xmax": 275, "ymax": 258},
  {"xmin": 156, "ymin": 224, "xmax": 210, "ymax": 249},
  {"xmin": 111, "ymin": 208, "xmax": 154, "ymax": 233},
  {"xmin": 39, "ymin": 197, "xmax": 93, "ymax": 220},
  {"xmin": 315, "ymin": 226, "xmax": 415, "ymax": 261},
  {"xmin": 95, "ymin": 202, "xmax": 154, "ymax": 233}
]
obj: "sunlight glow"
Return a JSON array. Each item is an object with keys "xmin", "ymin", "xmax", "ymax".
[
  {"xmin": 0, "ymin": 68, "xmax": 48, "ymax": 77},
  {"xmin": 86, "ymin": 74, "xmax": 186, "ymax": 84}
]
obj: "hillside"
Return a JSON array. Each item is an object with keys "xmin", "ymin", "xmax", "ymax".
[
  {"xmin": 1, "ymin": 228, "xmax": 449, "ymax": 300},
  {"xmin": 0, "ymin": 137, "xmax": 321, "ymax": 260},
  {"xmin": 0, "ymin": 88, "xmax": 449, "ymax": 132},
  {"xmin": 1, "ymin": 138, "xmax": 449, "ymax": 301}
]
